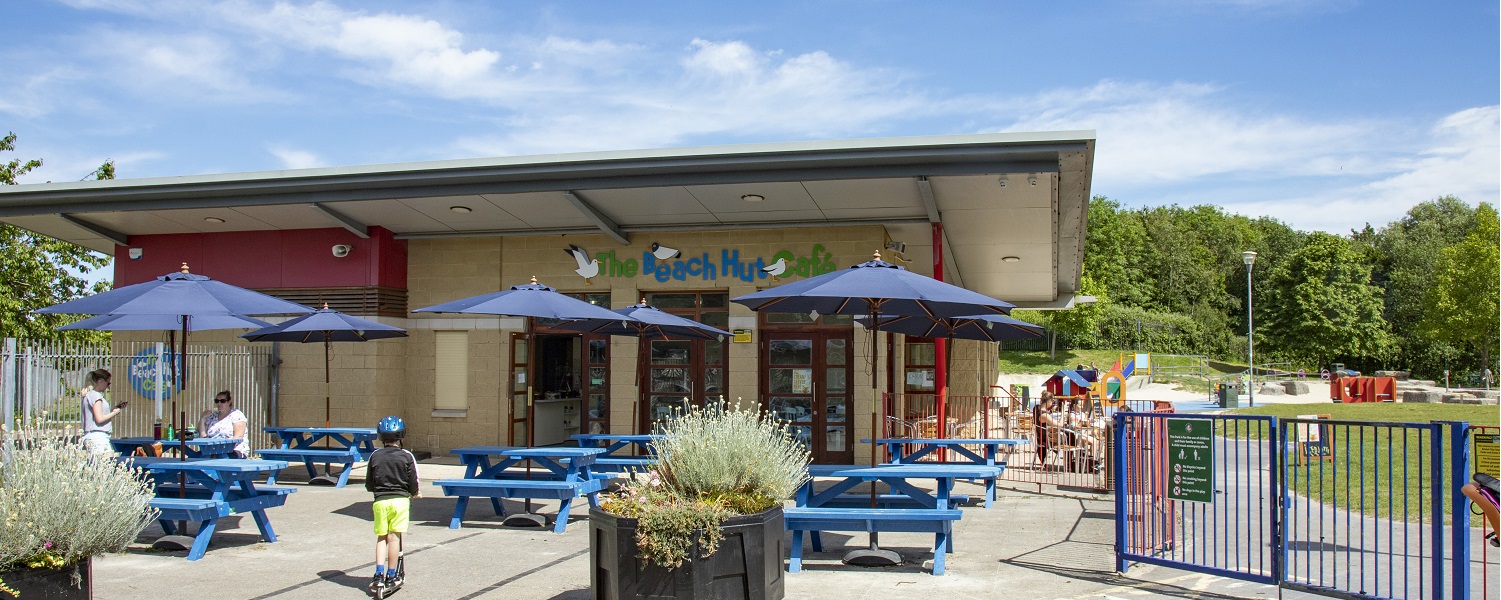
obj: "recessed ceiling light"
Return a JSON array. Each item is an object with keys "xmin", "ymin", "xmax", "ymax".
[
  {"xmin": 1001, "ymin": 256, "xmax": 1021, "ymax": 263},
  {"xmin": 450, "ymin": 206, "xmax": 473, "ymax": 213},
  {"xmin": 204, "ymin": 217, "xmax": 225, "ymax": 224},
  {"xmin": 740, "ymin": 194, "xmax": 764, "ymax": 202}
]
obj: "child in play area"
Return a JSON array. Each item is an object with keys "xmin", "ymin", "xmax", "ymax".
[{"xmin": 366, "ymin": 416, "xmax": 420, "ymax": 596}]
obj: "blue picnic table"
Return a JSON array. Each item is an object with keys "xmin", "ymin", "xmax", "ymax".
[
  {"xmin": 571, "ymin": 433, "xmax": 660, "ymax": 473},
  {"xmin": 127, "ymin": 458, "xmax": 294, "ymax": 560},
  {"xmin": 869, "ymin": 437, "xmax": 1025, "ymax": 507},
  {"xmin": 258, "ymin": 427, "xmax": 378, "ymax": 487},
  {"xmin": 788, "ymin": 464, "xmax": 1001, "ymax": 575},
  {"xmin": 112, "ymin": 436, "xmax": 242, "ymax": 459},
  {"xmin": 437, "ymin": 446, "xmax": 606, "ymax": 533}
]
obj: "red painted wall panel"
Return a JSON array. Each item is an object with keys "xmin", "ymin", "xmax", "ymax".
[{"xmin": 114, "ymin": 227, "xmax": 407, "ymax": 289}]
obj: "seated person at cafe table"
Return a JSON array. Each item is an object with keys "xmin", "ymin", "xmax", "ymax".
[
  {"xmin": 199, "ymin": 389, "xmax": 250, "ymax": 458},
  {"xmin": 1033, "ymin": 391, "xmax": 1101, "ymax": 471}
]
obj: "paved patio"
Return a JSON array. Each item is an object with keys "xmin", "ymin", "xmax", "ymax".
[{"xmin": 93, "ymin": 458, "xmax": 1325, "ymax": 599}]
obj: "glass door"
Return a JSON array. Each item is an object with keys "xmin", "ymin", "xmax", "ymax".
[
  {"xmin": 638, "ymin": 292, "xmax": 728, "ymax": 432},
  {"xmin": 509, "ymin": 333, "xmax": 530, "ymax": 446},
  {"xmin": 761, "ymin": 331, "xmax": 853, "ymax": 464},
  {"xmin": 584, "ymin": 337, "xmax": 609, "ymax": 435}
]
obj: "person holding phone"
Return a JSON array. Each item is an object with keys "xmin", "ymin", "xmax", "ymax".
[{"xmin": 80, "ymin": 369, "xmax": 126, "ymax": 454}]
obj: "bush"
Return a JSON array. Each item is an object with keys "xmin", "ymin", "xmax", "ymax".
[
  {"xmin": 600, "ymin": 402, "xmax": 810, "ymax": 568},
  {"xmin": 0, "ymin": 419, "xmax": 158, "ymax": 594}
]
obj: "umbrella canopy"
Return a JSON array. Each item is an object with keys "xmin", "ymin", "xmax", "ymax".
[
  {"xmin": 58, "ymin": 313, "xmax": 273, "ymax": 332},
  {"xmin": 242, "ymin": 307, "xmax": 407, "ymax": 467},
  {"xmin": 241, "ymin": 307, "xmax": 408, "ymax": 344},
  {"xmin": 730, "ymin": 253, "xmax": 1014, "ymax": 318},
  {"xmin": 36, "ymin": 265, "xmax": 315, "ymax": 317},
  {"xmin": 554, "ymin": 301, "xmax": 730, "ymax": 340},
  {"xmin": 854, "ymin": 313, "xmax": 1044, "ymax": 342},
  {"xmin": 411, "ymin": 276, "xmax": 625, "ymax": 321}
]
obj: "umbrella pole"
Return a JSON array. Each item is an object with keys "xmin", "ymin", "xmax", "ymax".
[
  {"xmin": 308, "ymin": 336, "xmax": 339, "ymax": 485},
  {"xmin": 845, "ymin": 303, "xmax": 899, "ymax": 567}
]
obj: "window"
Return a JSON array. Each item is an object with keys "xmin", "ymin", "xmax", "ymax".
[
  {"xmin": 435, "ymin": 331, "xmax": 469, "ymax": 410},
  {"xmin": 904, "ymin": 341, "xmax": 935, "ymax": 393}
]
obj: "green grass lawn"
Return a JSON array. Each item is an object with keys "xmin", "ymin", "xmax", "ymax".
[{"xmin": 1222, "ymin": 402, "xmax": 1496, "ymax": 526}]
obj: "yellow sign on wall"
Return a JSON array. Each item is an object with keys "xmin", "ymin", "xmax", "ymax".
[{"xmin": 732, "ymin": 329, "xmax": 752, "ymax": 343}]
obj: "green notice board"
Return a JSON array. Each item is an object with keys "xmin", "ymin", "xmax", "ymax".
[{"xmin": 1166, "ymin": 418, "xmax": 1215, "ymax": 504}]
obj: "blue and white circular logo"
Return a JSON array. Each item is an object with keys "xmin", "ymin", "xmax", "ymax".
[{"xmin": 128, "ymin": 347, "xmax": 181, "ymax": 399}]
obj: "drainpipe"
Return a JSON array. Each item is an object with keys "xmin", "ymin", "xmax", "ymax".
[{"xmin": 933, "ymin": 222, "xmax": 947, "ymax": 439}]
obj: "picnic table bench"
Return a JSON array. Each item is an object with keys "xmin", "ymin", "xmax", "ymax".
[
  {"xmin": 258, "ymin": 427, "xmax": 377, "ymax": 487},
  {"xmin": 131, "ymin": 458, "xmax": 293, "ymax": 560},
  {"xmin": 436, "ymin": 446, "xmax": 605, "ymax": 533},
  {"xmin": 791, "ymin": 464, "xmax": 1001, "ymax": 575}
]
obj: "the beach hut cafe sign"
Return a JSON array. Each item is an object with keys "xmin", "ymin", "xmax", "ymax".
[{"xmin": 564, "ymin": 243, "xmax": 838, "ymax": 283}]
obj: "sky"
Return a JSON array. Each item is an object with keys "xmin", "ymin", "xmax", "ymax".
[{"xmin": 2, "ymin": 0, "xmax": 1497, "ymax": 235}]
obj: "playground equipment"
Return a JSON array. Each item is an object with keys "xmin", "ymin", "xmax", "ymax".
[
  {"xmin": 1329, "ymin": 375, "xmax": 1396, "ymax": 403},
  {"xmin": 1043, "ymin": 354, "xmax": 1136, "ymax": 411}
]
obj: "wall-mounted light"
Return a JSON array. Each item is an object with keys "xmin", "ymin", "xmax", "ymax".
[
  {"xmin": 450, "ymin": 206, "xmax": 472, "ymax": 213},
  {"xmin": 204, "ymin": 216, "xmax": 225, "ymax": 224},
  {"xmin": 741, "ymin": 194, "xmax": 765, "ymax": 202},
  {"xmin": 1001, "ymin": 256, "xmax": 1021, "ymax": 263},
  {"xmin": 1028, "ymin": 177, "xmax": 1037, "ymax": 187},
  {"xmin": 998, "ymin": 177, "xmax": 1007, "ymax": 188},
  {"xmin": 884, "ymin": 241, "xmax": 906, "ymax": 254}
]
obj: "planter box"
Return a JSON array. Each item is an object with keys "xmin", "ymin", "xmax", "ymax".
[
  {"xmin": 589, "ymin": 505, "xmax": 784, "ymax": 600},
  {"xmin": 0, "ymin": 558, "xmax": 92, "ymax": 599}
]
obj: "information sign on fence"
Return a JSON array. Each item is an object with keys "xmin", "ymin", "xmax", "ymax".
[
  {"xmin": 1294, "ymin": 414, "xmax": 1333, "ymax": 464},
  {"xmin": 1166, "ymin": 418, "xmax": 1214, "ymax": 503},
  {"xmin": 1475, "ymin": 432, "xmax": 1499, "ymax": 478}
]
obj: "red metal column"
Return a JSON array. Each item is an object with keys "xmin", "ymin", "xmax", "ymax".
[{"xmin": 932, "ymin": 223, "xmax": 947, "ymax": 439}]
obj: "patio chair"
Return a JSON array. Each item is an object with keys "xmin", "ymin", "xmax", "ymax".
[{"xmin": 1041, "ymin": 426, "xmax": 1088, "ymax": 473}]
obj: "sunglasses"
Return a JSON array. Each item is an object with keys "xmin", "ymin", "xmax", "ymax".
[{"xmin": 214, "ymin": 398, "xmax": 231, "ymax": 404}]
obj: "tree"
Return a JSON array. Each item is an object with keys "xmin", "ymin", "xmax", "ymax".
[
  {"xmin": 0, "ymin": 132, "xmax": 115, "ymax": 340},
  {"xmin": 1372, "ymin": 197, "xmax": 1478, "ymax": 375},
  {"xmin": 1261, "ymin": 232, "xmax": 1394, "ymax": 368},
  {"xmin": 1418, "ymin": 203, "xmax": 1500, "ymax": 371}
]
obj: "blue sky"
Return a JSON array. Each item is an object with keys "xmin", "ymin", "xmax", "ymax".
[{"xmin": 3, "ymin": 0, "xmax": 1497, "ymax": 234}]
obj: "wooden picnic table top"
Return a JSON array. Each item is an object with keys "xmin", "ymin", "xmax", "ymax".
[
  {"xmin": 137, "ymin": 458, "xmax": 289, "ymax": 474},
  {"xmin": 868, "ymin": 438, "xmax": 1028, "ymax": 446},
  {"xmin": 263, "ymin": 427, "xmax": 377, "ymax": 435},
  {"xmin": 571, "ymin": 434, "xmax": 660, "ymax": 443}
]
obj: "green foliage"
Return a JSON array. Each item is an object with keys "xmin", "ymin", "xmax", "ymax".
[
  {"xmin": 1, "ymin": 132, "xmax": 116, "ymax": 341},
  {"xmin": 1261, "ymin": 232, "xmax": 1394, "ymax": 366},
  {"xmin": 1371, "ymin": 197, "xmax": 1479, "ymax": 376},
  {"xmin": 0, "ymin": 420, "xmax": 159, "ymax": 576},
  {"xmin": 1418, "ymin": 203, "xmax": 1500, "ymax": 365},
  {"xmin": 599, "ymin": 402, "xmax": 810, "ymax": 568}
]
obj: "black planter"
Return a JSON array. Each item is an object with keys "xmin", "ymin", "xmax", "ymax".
[
  {"xmin": 0, "ymin": 558, "xmax": 92, "ymax": 599},
  {"xmin": 590, "ymin": 505, "xmax": 784, "ymax": 600}
]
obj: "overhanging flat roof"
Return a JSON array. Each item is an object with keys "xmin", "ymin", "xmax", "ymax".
[{"xmin": 0, "ymin": 132, "xmax": 1095, "ymax": 308}]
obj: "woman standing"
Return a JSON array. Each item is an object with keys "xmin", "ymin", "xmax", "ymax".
[
  {"xmin": 200, "ymin": 390, "xmax": 250, "ymax": 458},
  {"xmin": 80, "ymin": 369, "xmax": 126, "ymax": 454}
]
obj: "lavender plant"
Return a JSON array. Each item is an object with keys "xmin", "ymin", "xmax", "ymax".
[
  {"xmin": 601, "ymin": 401, "xmax": 810, "ymax": 568},
  {"xmin": 0, "ymin": 418, "xmax": 157, "ymax": 594}
]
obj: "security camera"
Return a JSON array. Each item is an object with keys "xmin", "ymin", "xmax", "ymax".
[{"xmin": 332, "ymin": 244, "xmax": 352, "ymax": 258}]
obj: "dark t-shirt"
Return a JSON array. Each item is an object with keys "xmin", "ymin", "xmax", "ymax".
[{"xmin": 365, "ymin": 446, "xmax": 420, "ymax": 501}]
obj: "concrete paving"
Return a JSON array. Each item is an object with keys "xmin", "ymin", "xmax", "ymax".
[{"xmin": 90, "ymin": 458, "xmax": 1337, "ymax": 600}]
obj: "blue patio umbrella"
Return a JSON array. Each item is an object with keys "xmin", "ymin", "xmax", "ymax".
[
  {"xmin": 554, "ymin": 300, "xmax": 730, "ymax": 433},
  {"xmin": 243, "ymin": 306, "xmax": 407, "ymax": 484},
  {"xmin": 853, "ymin": 313, "xmax": 1043, "ymax": 343},
  {"xmin": 58, "ymin": 313, "xmax": 273, "ymax": 332},
  {"xmin": 732, "ymin": 251, "xmax": 1016, "ymax": 566},
  {"xmin": 38, "ymin": 264, "xmax": 313, "ymax": 431},
  {"xmin": 242, "ymin": 306, "xmax": 408, "ymax": 425}
]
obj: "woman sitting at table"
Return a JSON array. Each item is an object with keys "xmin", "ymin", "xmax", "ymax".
[
  {"xmin": 200, "ymin": 390, "xmax": 250, "ymax": 458},
  {"xmin": 1033, "ymin": 392, "xmax": 1101, "ymax": 471}
]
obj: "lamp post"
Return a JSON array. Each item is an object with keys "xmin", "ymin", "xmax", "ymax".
[{"xmin": 1242, "ymin": 251, "xmax": 1258, "ymax": 407}]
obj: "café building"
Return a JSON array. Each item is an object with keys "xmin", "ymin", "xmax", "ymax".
[{"xmin": 0, "ymin": 132, "xmax": 1095, "ymax": 464}]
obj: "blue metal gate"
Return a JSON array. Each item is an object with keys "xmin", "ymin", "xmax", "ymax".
[{"xmin": 1113, "ymin": 413, "xmax": 1476, "ymax": 599}]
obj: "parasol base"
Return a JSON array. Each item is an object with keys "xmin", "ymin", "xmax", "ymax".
[
  {"xmin": 309, "ymin": 473, "xmax": 341, "ymax": 486},
  {"xmin": 503, "ymin": 512, "xmax": 548, "ymax": 528},
  {"xmin": 152, "ymin": 534, "xmax": 197, "ymax": 552},
  {"xmin": 842, "ymin": 544, "xmax": 901, "ymax": 568}
]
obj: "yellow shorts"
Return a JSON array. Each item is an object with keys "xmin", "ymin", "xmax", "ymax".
[{"xmin": 372, "ymin": 497, "xmax": 410, "ymax": 536}]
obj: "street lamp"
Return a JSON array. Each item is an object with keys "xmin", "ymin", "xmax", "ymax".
[{"xmin": 1242, "ymin": 251, "xmax": 1258, "ymax": 407}]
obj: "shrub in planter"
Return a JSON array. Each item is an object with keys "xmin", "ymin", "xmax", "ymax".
[
  {"xmin": 0, "ymin": 419, "xmax": 158, "ymax": 598},
  {"xmin": 593, "ymin": 402, "xmax": 810, "ymax": 600}
]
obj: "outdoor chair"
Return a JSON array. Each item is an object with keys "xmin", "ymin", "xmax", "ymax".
[{"xmin": 1041, "ymin": 426, "xmax": 1088, "ymax": 473}]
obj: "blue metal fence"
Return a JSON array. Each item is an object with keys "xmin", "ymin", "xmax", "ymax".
[{"xmin": 1114, "ymin": 413, "xmax": 1478, "ymax": 599}]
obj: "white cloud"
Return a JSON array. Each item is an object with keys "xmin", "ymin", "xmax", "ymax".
[{"xmin": 268, "ymin": 146, "xmax": 326, "ymax": 170}]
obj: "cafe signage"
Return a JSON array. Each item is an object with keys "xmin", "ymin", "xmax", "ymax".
[{"xmin": 572, "ymin": 243, "xmax": 838, "ymax": 283}]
